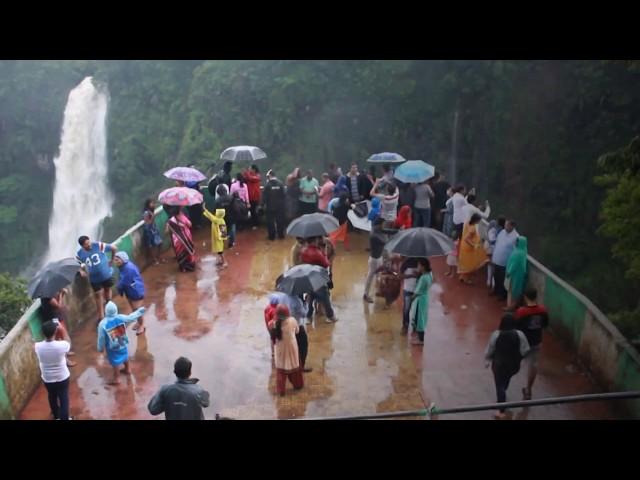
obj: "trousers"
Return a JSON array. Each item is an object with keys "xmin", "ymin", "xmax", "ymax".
[{"xmin": 44, "ymin": 377, "xmax": 70, "ymax": 420}]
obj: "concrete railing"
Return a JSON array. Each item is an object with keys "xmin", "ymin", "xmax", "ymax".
[
  {"xmin": 0, "ymin": 208, "xmax": 169, "ymax": 420},
  {"xmin": 478, "ymin": 219, "xmax": 640, "ymax": 418}
]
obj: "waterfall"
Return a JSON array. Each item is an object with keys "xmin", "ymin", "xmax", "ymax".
[{"xmin": 44, "ymin": 77, "xmax": 113, "ymax": 265}]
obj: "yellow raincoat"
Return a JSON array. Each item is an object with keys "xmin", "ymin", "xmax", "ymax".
[{"xmin": 203, "ymin": 208, "xmax": 227, "ymax": 254}]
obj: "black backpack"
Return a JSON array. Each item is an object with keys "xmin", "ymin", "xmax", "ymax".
[{"xmin": 231, "ymin": 194, "xmax": 249, "ymax": 221}]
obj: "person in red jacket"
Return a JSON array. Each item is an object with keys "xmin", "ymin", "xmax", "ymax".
[
  {"xmin": 243, "ymin": 164, "xmax": 262, "ymax": 229},
  {"xmin": 300, "ymin": 237, "xmax": 330, "ymax": 268},
  {"xmin": 264, "ymin": 295, "xmax": 279, "ymax": 358}
]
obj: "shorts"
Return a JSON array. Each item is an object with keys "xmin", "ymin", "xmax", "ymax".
[
  {"xmin": 91, "ymin": 278, "xmax": 114, "ymax": 292},
  {"xmin": 524, "ymin": 345, "xmax": 540, "ymax": 369}
]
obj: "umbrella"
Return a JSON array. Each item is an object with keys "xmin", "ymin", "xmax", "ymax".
[
  {"xmin": 158, "ymin": 187, "xmax": 204, "ymax": 206},
  {"xmin": 393, "ymin": 160, "xmax": 435, "ymax": 184},
  {"xmin": 220, "ymin": 145, "xmax": 267, "ymax": 162},
  {"xmin": 286, "ymin": 213, "xmax": 340, "ymax": 238},
  {"xmin": 276, "ymin": 265, "xmax": 330, "ymax": 296},
  {"xmin": 163, "ymin": 166, "xmax": 207, "ymax": 183},
  {"xmin": 28, "ymin": 257, "xmax": 82, "ymax": 299},
  {"xmin": 384, "ymin": 227, "xmax": 454, "ymax": 258},
  {"xmin": 366, "ymin": 152, "xmax": 406, "ymax": 163}
]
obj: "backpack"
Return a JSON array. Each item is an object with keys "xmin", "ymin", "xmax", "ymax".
[{"xmin": 231, "ymin": 195, "xmax": 249, "ymax": 221}]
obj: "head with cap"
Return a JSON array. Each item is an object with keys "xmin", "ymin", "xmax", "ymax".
[
  {"xmin": 105, "ymin": 301, "xmax": 118, "ymax": 317},
  {"xmin": 268, "ymin": 293, "xmax": 281, "ymax": 306},
  {"xmin": 113, "ymin": 251, "xmax": 130, "ymax": 268},
  {"xmin": 273, "ymin": 304, "xmax": 291, "ymax": 341}
]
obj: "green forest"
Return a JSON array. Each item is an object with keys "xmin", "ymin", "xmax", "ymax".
[{"xmin": 0, "ymin": 60, "xmax": 639, "ymax": 341}]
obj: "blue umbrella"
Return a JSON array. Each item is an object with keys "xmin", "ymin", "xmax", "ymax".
[
  {"xmin": 366, "ymin": 152, "xmax": 406, "ymax": 163},
  {"xmin": 393, "ymin": 160, "xmax": 435, "ymax": 184}
]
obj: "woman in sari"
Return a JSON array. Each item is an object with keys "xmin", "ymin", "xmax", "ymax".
[
  {"xmin": 165, "ymin": 206, "xmax": 197, "ymax": 272},
  {"xmin": 457, "ymin": 213, "xmax": 488, "ymax": 285},
  {"xmin": 268, "ymin": 304, "xmax": 304, "ymax": 396},
  {"xmin": 505, "ymin": 236, "xmax": 528, "ymax": 311},
  {"xmin": 409, "ymin": 258, "xmax": 433, "ymax": 346}
]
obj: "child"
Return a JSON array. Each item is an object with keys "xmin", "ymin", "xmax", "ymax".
[
  {"xmin": 203, "ymin": 207, "xmax": 227, "ymax": 267},
  {"xmin": 264, "ymin": 295, "xmax": 280, "ymax": 358},
  {"xmin": 97, "ymin": 301, "xmax": 145, "ymax": 385},
  {"xmin": 445, "ymin": 231, "xmax": 460, "ymax": 277}
]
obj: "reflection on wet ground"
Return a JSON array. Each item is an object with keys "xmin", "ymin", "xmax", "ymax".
[{"xmin": 20, "ymin": 227, "xmax": 617, "ymax": 419}]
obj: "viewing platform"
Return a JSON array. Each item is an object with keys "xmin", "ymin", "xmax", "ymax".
[{"xmin": 18, "ymin": 227, "xmax": 619, "ymax": 420}]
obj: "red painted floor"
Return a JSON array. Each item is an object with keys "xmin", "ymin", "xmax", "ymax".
[{"xmin": 20, "ymin": 227, "xmax": 618, "ymax": 420}]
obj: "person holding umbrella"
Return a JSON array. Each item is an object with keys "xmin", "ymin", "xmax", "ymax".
[
  {"xmin": 165, "ymin": 206, "xmax": 197, "ymax": 272},
  {"xmin": 76, "ymin": 235, "xmax": 118, "ymax": 323}
]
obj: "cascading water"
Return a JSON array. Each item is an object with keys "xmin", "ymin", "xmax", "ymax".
[{"xmin": 44, "ymin": 76, "xmax": 113, "ymax": 265}]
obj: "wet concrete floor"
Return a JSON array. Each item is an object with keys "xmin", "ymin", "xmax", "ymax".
[{"xmin": 20, "ymin": 227, "xmax": 618, "ymax": 419}]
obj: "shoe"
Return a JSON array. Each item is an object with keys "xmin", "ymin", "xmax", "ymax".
[
  {"xmin": 363, "ymin": 295, "xmax": 374, "ymax": 303},
  {"xmin": 303, "ymin": 367, "xmax": 313, "ymax": 373}
]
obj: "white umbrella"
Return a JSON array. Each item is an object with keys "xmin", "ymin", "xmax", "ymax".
[{"xmin": 220, "ymin": 146, "xmax": 267, "ymax": 162}]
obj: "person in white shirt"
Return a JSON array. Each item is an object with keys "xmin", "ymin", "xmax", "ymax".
[
  {"xmin": 451, "ymin": 184, "xmax": 468, "ymax": 239},
  {"xmin": 461, "ymin": 194, "xmax": 491, "ymax": 224},
  {"xmin": 34, "ymin": 320, "xmax": 73, "ymax": 420},
  {"xmin": 491, "ymin": 220, "xmax": 519, "ymax": 300}
]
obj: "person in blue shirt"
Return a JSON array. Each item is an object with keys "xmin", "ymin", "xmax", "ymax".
[
  {"xmin": 76, "ymin": 235, "xmax": 118, "ymax": 323},
  {"xmin": 97, "ymin": 301, "xmax": 145, "ymax": 385},
  {"xmin": 113, "ymin": 251, "xmax": 146, "ymax": 335}
]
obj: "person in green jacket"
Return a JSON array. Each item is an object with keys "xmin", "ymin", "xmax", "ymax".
[
  {"xmin": 505, "ymin": 236, "xmax": 528, "ymax": 311},
  {"xmin": 409, "ymin": 258, "xmax": 433, "ymax": 346}
]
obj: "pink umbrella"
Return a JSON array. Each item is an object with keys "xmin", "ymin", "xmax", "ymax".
[
  {"xmin": 158, "ymin": 187, "xmax": 204, "ymax": 206},
  {"xmin": 164, "ymin": 166, "xmax": 207, "ymax": 183}
]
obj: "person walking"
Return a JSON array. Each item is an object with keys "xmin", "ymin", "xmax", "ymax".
[
  {"xmin": 299, "ymin": 169, "xmax": 319, "ymax": 215},
  {"xmin": 262, "ymin": 169, "xmax": 286, "ymax": 240},
  {"xmin": 505, "ymin": 236, "xmax": 528, "ymax": 311},
  {"xmin": 243, "ymin": 164, "xmax": 262, "ymax": 229},
  {"xmin": 318, "ymin": 173, "xmax": 335, "ymax": 212},
  {"xmin": 413, "ymin": 179, "xmax": 434, "ymax": 228},
  {"xmin": 515, "ymin": 288, "xmax": 549, "ymax": 400},
  {"xmin": 484, "ymin": 313, "xmax": 530, "ymax": 419},
  {"xmin": 113, "ymin": 251, "xmax": 146, "ymax": 335},
  {"xmin": 269, "ymin": 304, "xmax": 304, "ymax": 396},
  {"xmin": 35, "ymin": 320, "xmax": 73, "ymax": 420},
  {"xmin": 409, "ymin": 258, "xmax": 433, "ymax": 346},
  {"xmin": 148, "ymin": 356, "xmax": 210, "ymax": 420},
  {"xmin": 76, "ymin": 235, "xmax": 118, "ymax": 323},
  {"xmin": 457, "ymin": 213, "xmax": 489, "ymax": 285},
  {"xmin": 491, "ymin": 219, "xmax": 519, "ymax": 300},
  {"xmin": 97, "ymin": 301, "xmax": 145, "ymax": 385},
  {"xmin": 301, "ymin": 237, "xmax": 337, "ymax": 323},
  {"xmin": 290, "ymin": 237, "xmax": 306, "ymax": 267}
]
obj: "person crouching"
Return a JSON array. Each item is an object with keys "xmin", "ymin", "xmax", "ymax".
[
  {"xmin": 97, "ymin": 301, "xmax": 145, "ymax": 385},
  {"xmin": 269, "ymin": 304, "xmax": 304, "ymax": 396}
]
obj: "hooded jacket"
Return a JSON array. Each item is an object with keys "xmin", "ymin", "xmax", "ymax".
[
  {"xmin": 97, "ymin": 301, "xmax": 145, "ymax": 367},
  {"xmin": 203, "ymin": 208, "xmax": 227, "ymax": 253},
  {"xmin": 147, "ymin": 377, "xmax": 210, "ymax": 420},
  {"xmin": 116, "ymin": 254, "xmax": 145, "ymax": 300},
  {"xmin": 506, "ymin": 236, "xmax": 528, "ymax": 300},
  {"xmin": 243, "ymin": 169, "xmax": 262, "ymax": 203}
]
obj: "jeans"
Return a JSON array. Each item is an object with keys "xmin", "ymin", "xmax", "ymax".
[
  {"xmin": 44, "ymin": 377, "xmax": 70, "ymax": 420},
  {"xmin": 413, "ymin": 207, "xmax": 431, "ymax": 228},
  {"xmin": 249, "ymin": 201, "xmax": 259, "ymax": 227},
  {"xmin": 493, "ymin": 265, "xmax": 507, "ymax": 299},
  {"xmin": 364, "ymin": 257, "xmax": 383, "ymax": 298},
  {"xmin": 307, "ymin": 287, "xmax": 335, "ymax": 320},
  {"xmin": 492, "ymin": 366, "xmax": 513, "ymax": 413},
  {"xmin": 227, "ymin": 222, "xmax": 236, "ymax": 246},
  {"xmin": 402, "ymin": 290, "xmax": 413, "ymax": 328},
  {"xmin": 265, "ymin": 209, "xmax": 286, "ymax": 240},
  {"xmin": 296, "ymin": 325, "xmax": 308, "ymax": 368}
]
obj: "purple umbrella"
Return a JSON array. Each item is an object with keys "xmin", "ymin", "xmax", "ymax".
[
  {"xmin": 164, "ymin": 167, "xmax": 207, "ymax": 183},
  {"xmin": 158, "ymin": 187, "xmax": 204, "ymax": 206}
]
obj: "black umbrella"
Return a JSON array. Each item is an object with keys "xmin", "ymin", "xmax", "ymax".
[
  {"xmin": 286, "ymin": 213, "xmax": 340, "ymax": 238},
  {"xmin": 276, "ymin": 264, "xmax": 330, "ymax": 296},
  {"xmin": 384, "ymin": 227, "xmax": 454, "ymax": 258},
  {"xmin": 28, "ymin": 257, "xmax": 82, "ymax": 299}
]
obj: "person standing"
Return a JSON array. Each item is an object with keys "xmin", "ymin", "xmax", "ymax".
[
  {"xmin": 430, "ymin": 172, "xmax": 451, "ymax": 231},
  {"xmin": 97, "ymin": 301, "xmax": 145, "ymax": 385},
  {"xmin": 327, "ymin": 163, "xmax": 342, "ymax": 184},
  {"xmin": 484, "ymin": 313, "xmax": 530, "ymax": 419},
  {"xmin": 269, "ymin": 304, "xmax": 304, "ymax": 396},
  {"xmin": 269, "ymin": 291, "xmax": 312, "ymax": 373},
  {"xmin": 299, "ymin": 169, "xmax": 319, "ymax": 215},
  {"xmin": 290, "ymin": 237, "xmax": 306, "ymax": 267},
  {"xmin": 148, "ymin": 356, "xmax": 210, "ymax": 420},
  {"xmin": 491, "ymin": 220, "xmax": 519, "ymax": 300},
  {"xmin": 142, "ymin": 199, "xmax": 164, "ymax": 265},
  {"xmin": 165, "ymin": 206, "xmax": 197, "ymax": 272},
  {"xmin": 442, "ymin": 187, "xmax": 455, "ymax": 238},
  {"xmin": 185, "ymin": 165, "xmax": 204, "ymax": 230},
  {"xmin": 409, "ymin": 258, "xmax": 433, "ymax": 346},
  {"xmin": 505, "ymin": 236, "xmax": 529, "ymax": 311},
  {"xmin": 214, "ymin": 184, "xmax": 237, "ymax": 248},
  {"xmin": 457, "ymin": 213, "xmax": 489, "ymax": 285},
  {"xmin": 76, "ymin": 235, "xmax": 118, "ymax": 323},
  {"xmin": 400, "ymin": 258, "xmax": 419, "ymax": 335},
  {"xmin": 301, "ymin": 237, "xmax": 337, "ymax": 323},
  {"xmin": 485, "ymin": 217, "xmax": 506, "ymax": 293},
  {"xmin": 318, "ymin": 173, "xmax": 335, "ymax": 212},
  {"xmin": 262, "ymin": 170, "xmax": 286, "ymax": 241},
  {"xmin": 39, "ymin": 288, "xmax": 76, "ymax": 367},
  {"xmin": 333, "ymin": 174, "xmax": 350, "ymax": 198},
  {"xmin": 285, "ymin": 168, "xmax": 302, "ymax": 223},
  {"xmin": 461, "ymin": 193, "xmax": 491, "ymax": 224},
  {"xmin": 413, "ymin": 179, "xmax": 435, "ymax": 228},
  {"xmin": 370, "ymin": 180, "xmax": 399, "ymax": 225},
  {"xmin": 394, "ymin": 205, "xmax": 413, "ymax": 230},
  {"xmin": 35, "ymin": 320, "xmax": 73, "ymax": 420},
  {"xmin": 230, "ymin": 173, "xmax": 250, "ymax": 229},
  {"xmin": 328, "ymin": 192, "xmax": 351, "ymax": 250},
  {"xmin": 515, "ymin": 288, "xmax": 549, "ymax": 400},
  {"xmin": 451, "ymin": 184, "xmax": 468, "ymax": 240},
  {"xmin": 203, "ymin": 207, "xmax": 227, "ymax": 267},
  {"xmin": 113, "ymin": 251, "xmax": 146, "ymax": 335},
  {"xmin": 363, "ymin": 218, "xmax": 388, "ymax": 303},
  {"xmin": 210, "ymin": 161, "xmax": 233, "ymax": 197},
  {"xmin": 243, "ymin": 164, "xmax": 262, "ymax": 229}
]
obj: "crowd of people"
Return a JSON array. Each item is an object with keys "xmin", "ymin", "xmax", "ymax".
[{"xmin": 33, "ymin": 159, "xmax": 549, "ymax": 420}]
